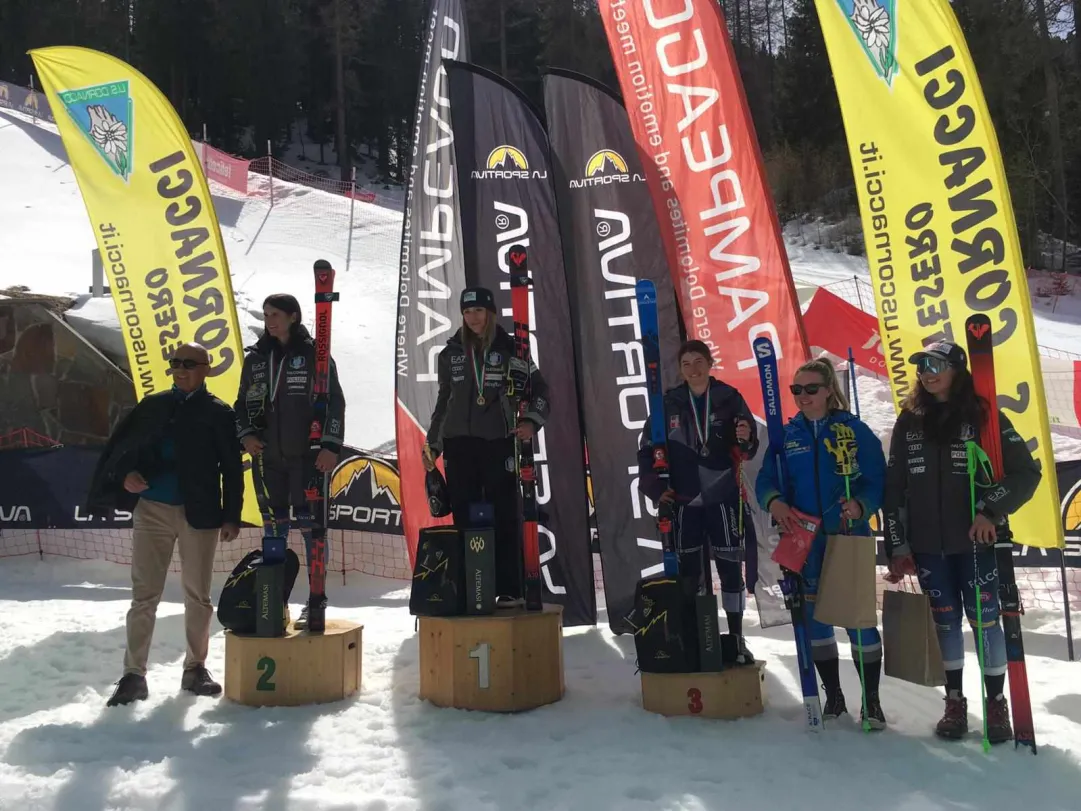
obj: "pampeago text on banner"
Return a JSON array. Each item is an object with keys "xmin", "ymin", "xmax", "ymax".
[{"xmin": 596, "ymin": 0, "xmax": 809, "ymax": 422}]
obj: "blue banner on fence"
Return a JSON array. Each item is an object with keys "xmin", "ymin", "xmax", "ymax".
[
  {"xmin": 0, "ymin": 81, "xmax": 55, "ymax": 124},
  {"xmin": 0, "ymin": 444, "xmax": 403, "ymax": 535}
]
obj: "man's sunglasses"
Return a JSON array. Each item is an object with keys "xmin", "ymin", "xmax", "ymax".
[
  {"xmin": 916, "ymin": 356, "xmax": 949, "ymax": 375},
  {"xmin": 169, "ymin": 358, "xmax": 209, "ymax": 370},
  {"xmin": 790, "ymin": 383, "xmax": 824, "ymax": 396}
]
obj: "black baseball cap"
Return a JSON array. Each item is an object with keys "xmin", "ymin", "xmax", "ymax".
[
  {"xmin": 909, "ymin": 341, "xmax": 967, "ymax": 369},
  {"xmin": 460, "ymin": 287, "xmax": 496, "ymax": 313}
]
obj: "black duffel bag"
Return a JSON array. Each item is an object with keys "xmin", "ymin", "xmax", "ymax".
[
  {"xmin": 624, "ymin": 574, "xmax": 700, "ymax": 673},
  {"xmin": 409, "ymin": 526, "xmax": 465, "ymax": 617},
  {"xmin": 217, "ymin": 548, "xmax": 300, "ymax": 633}
]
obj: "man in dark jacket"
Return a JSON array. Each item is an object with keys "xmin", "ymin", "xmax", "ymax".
[
  {"xmin": 638, "ymin": 340, "xmax": 758, "ymax": 661},
  {"xmin": 87, "ymin": 343, "xmax": 242, "ymax": 707}
]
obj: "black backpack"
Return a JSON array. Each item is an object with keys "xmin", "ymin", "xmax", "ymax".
[
  {"xmin": 217, "ymin": 548, "xmax": 300, "ymax": 634},
  {"xmin": 409, "ymin": 526, "xmax": 465, "ymax": 617},
  {"xmin": 624, "ymin": 574, "xmax": 700, "ymax": 673}
]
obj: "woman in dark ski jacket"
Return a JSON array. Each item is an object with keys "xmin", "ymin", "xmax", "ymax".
[
  {"xmin": 638, "ymin": 340, "xmax": 758, "ymax": 663},
  {"xmin": 884, "ymin": 341, "xmax": 1040, "ymax": 743},
  {"xmin": 234, "ymin": 293, "xmax": 346, "ymax": 628},
  {"xmin": 423, "ymin": 286, "xmax": 549, "ymax": 606},
  {"xmin": 755, "ymin": 358, "xmax": 888, "ymax": 729}
]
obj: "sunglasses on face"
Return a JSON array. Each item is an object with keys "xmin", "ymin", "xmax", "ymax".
[
  {"xmin": 790, "ymin": 383, "xmax": 824, "ymax": 396},
  {"xmin": 917, "ymin": 357, "xmax": 949, "ymax": 375},
  {"xmin": 169, "ymin": 358, "xmax": 208, "ymax": 370}
]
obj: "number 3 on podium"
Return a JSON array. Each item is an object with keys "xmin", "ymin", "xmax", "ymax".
[
  {"xmin": 687, "ymin": 687, "xmax": 703, "ymax": 714},
  {"xmin": 469, "ymin": 642, "xmax": 490, "ymax": 689}
]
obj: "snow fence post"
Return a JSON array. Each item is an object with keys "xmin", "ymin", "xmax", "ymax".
[
  {"xmin": 346, "ymin": 166, "xmax": 356, "ymax": 273},
  {"xmin": 91, "ymin": 248, "xmax": 104, "ymax": 297},
  {"xmin": 267, "ymin": 139, "xmax": 274, "ymax": 207}
]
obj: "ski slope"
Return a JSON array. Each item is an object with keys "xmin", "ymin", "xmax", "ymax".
[
  {"xmin": 4, "ymin": 108, "xmax": 1081, "ymax": 811},
  {"xmin": 4, "ymin": 107, "xmax": 1081, "ymax": 458},
  {"xmin": 0, "ymin": 110, "xmax": 401, "ymax": 453}
]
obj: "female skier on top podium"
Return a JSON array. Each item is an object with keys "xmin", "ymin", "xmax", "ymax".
[{"xmin": 422, "ymin": 286, "xmax": 549, "ymax": 607}]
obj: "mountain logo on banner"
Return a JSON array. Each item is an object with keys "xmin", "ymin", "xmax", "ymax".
[
  {"xmin": 472, "ymin": 144, "xmax": 548, "ymax": 181},
  {"xmin": 570, "ymin": 148, "xmax": 645, "ymax": 189},
  {"xmin": 1061, "ymin": 473, "xmax": 1081, "ymax": 537},
  {"xmin": 487, "ymin": 145, "xmax": 529, "ymax": 171},
  {"xmin": 327, "ymin": 451, "xmax": 403, "ymax": 532},
  {"xmin": 836, "ymin": 0, "xmax": 898, "ymax": 87},
  {"xmin": 586, "ymin": 149, "xmax": 628, "ymax": 176},
  {"xmin": 58, "ymin": 80, "xmax": 134, "ymax": 181}
]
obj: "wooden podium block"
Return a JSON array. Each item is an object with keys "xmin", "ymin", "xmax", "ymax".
[
  {"xmin": 418, "ymin": 604, "xmax": 564, "ymax": 712},
  {"xmin": 224, "ymin": 619, "xmax": 362, "ymax": 707},
  {"xmin": 641, "ymin": 661, "xmax": 767, "ymax": 720}
]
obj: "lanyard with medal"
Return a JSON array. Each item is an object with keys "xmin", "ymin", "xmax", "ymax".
[
  {"xmin": 689, "ymin": 387, "xmax": 711, "ymax": 457},
  {"xmin": 472, "ymin": 347, "xmax": 487, "ymax": 406}
]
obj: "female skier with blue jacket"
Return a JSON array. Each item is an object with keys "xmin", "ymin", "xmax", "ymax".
[{"xmin": 756, "ymin": 358, "xmax": 888, "ymax": 729}]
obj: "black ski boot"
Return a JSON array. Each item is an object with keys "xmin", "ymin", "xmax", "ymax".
[
  {"xmin": 986, "ymin": 694, "xmax": 1013, "ymax": 744},
  {"xmin": 861, "ymin": 693, "xmax": 887, "ymax": 731},
  {"xmin": 106, "ymin": 673, "xmax": 148, "ymax": 707},
  {"xmin": 935, "ymin": 692, "xmax": 969, "ymax": 740},
  {"xmin": 721, "ymin": 633, "xmax": 755, "ymax": 665},
  {"xmin": 295, "ymin": 594, "xmax": 328, "ymax": 631},
  {"xmin": 823, "ymin": 686, "xmax": 848, "ymax": 720},
  {"xmin": 815, "ymin": 657, "xmax": 846, "ymax": 719}
]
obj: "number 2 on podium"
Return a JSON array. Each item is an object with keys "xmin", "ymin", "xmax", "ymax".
[{"xmin": 469, "ymin": 642, "xmax": 490, "ymax": 689}]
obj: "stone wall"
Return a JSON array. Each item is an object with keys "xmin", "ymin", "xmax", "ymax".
[{"xmin": 0, "ymin": 300, "xmax": 134, "ymax": 446}]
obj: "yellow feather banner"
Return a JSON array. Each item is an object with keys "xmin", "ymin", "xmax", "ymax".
[
  {"xmin": 30, "ymin": 46, "xmax": 261, "ymax": 527},
  {"xmin": 812, "ymin": 1, "xmax": 1062, "ymax": 548}
]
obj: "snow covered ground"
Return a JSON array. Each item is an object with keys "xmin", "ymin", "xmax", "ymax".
[
  {"xmin": 5, "ymin": 107, "xmax": 1081, "ymax": 811},
  {"xmin": 1, "ymin": 556, "xmax": 1080, "ymax": 811}
]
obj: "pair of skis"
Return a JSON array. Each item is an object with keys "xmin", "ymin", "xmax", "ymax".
[
  {"xmin": 754, "ymin": 336, "xmax": 824, "ymax": 732},
  {"xmin": 965, "ymin": 314, "xmax": 1037, "ymax": 754},
  {"xmin": 301, "ymin": 259, "xmax": 339, "ymax": 634},
  {"xmin": 508, "ymin": 245, "xmax": 544, "ymax": 611}
]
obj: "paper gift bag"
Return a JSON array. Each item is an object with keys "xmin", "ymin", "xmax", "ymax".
[
  {"xmin": 882, "ymin": 589, "xmax": 946, "ymax": 687},
  {"xmin": 770, "ymin": 507, "xmax": 821, "ymax": 573},
  {"xmin": 813, "ymin": 533, "xmax": 877, "ymax": 629}
]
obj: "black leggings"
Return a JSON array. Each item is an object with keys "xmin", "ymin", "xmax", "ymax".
[{"xmin": 442, "ymin": 436, "xmax": 521, "ymax": 599}]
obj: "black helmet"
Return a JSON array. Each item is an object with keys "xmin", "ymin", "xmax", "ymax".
[{"xmin": 426, "ymin": 467, "xmax": 451, "ymax": 518}]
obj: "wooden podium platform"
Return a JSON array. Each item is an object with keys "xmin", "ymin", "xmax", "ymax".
[
  {"xmin": 418, "ymin": 604, "xmax": 564, "ymax": 712},
  {"xmin": 641, "ymin": 661, "xmax": 767, "ymax": 720},
  {"xmin": 224, "ymin": 619, "xmax": 363, "ymax": 707}
]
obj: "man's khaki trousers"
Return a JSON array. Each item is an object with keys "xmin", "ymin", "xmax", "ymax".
[{"xmin": 123, "ymin": 499, "xmax": 219, "ymax": 677}]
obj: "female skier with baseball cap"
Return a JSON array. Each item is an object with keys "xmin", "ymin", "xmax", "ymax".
[
  {"xmin": 422, "ymin": 287, "xmax": 549, "ymax": 606},
  {"xmin": 883, "ymin": 341, "xmax": 1040, "ymax": 742}
]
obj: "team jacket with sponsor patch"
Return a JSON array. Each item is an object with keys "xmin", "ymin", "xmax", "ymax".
[
  {"xmin": 638, "ymin": 378, "xmax": 758, "ymax": 508},
  {"xmin": 755, "ymin": 409, "xmax": 885, "ymax": 537},
  {"xmin": 234, "ymin": 328, "xmax": 346, "ymax": 457},
  {"xmin": 426, "ymin": 325, "xmax": 549, "ymax": 456},
  {"xmin": 883, "ymin": 407, "xmax": 1041, "ymax": 558}
]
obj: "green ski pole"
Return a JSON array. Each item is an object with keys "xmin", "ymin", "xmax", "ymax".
[{"xmin": 967, "ymin": 439, "xmax": 991, "ymax": 754}]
